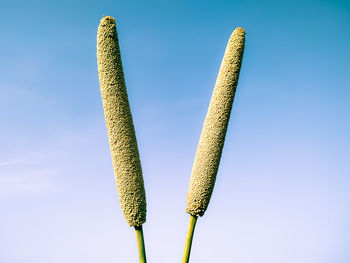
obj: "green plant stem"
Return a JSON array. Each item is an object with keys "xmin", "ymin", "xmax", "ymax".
[
  {"xmin": 182, "ymin": 215, "xmax": 198, "ymax": 263},
  {"xmin": 135, "ymin": 225, "xmax": 147, "ymax": 263}
]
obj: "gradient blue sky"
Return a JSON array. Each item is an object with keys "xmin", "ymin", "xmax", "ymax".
[{"xmin": 1, "ymin": 0, "xmax": 349, "ymax": 262}]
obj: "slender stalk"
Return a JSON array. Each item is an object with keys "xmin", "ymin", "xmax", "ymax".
[
  {"xmin": 135, "ymin": 225, "xmax": 147, "ymax": 263},
  {"xmin": 182, "ymin": 215, "xmax": 198, "ymax": 263}
]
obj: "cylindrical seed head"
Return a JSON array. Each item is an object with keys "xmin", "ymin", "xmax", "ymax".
[
  {"xmin": 186, "ymin": 27, "xmax": 245, "ymax": 217},
  {"xmin": 97, "ymin": 16, "xmax": 146, "ymax": 226}
]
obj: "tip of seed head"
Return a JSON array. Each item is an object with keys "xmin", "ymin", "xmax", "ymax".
[
  {"xmin": 229, "ymin": 27, "xmax": 245, "ymax": 42},
  {"xmin": 233, "ymin": 27, "xmax": 245, "ymax": 35},
  {"xmin": 100, "ymin": 16, "xmax": 116, "ymax": 26}
]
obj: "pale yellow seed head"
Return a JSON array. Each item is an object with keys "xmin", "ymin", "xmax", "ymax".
[
  {"xmin": 97, "ymin": 16, "xmax": 146, "ymax": 226},
  {"xmin": 186, "ymin": 27, "xmax": 245, "ymax": 217}
]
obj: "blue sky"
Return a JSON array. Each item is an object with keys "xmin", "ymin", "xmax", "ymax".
[{"xmin": 1, "ymin": 0, "xmax": 349, "ymax": 262}]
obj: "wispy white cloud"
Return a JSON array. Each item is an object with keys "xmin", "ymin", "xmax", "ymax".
[
  {"xmin": 0, "ymin": 153, "xmax": 57, "ymax": 197},
  {"xmin": 0, "ymin": 171, "xmax": 55, "ymax": 197},
  {"xmin": 0, "ymin": 118, "xmax": 109, "ymax": 199}
]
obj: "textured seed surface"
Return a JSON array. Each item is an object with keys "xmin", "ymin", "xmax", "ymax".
[
  {"xmin": 97, "ymin": 16, "xmax": 146, "ymax": 226},
  {"xmin": 186, "ymin": 28, "xmax": 245, "ymax": 217}
]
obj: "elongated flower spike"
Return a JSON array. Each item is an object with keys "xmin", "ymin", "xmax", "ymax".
[
  {"xmin": 183, "ymin": 27, "xmax": 245, "ymax": 263},
  {"xmin": 97, "ymin": 16, "xmax": 147, "ymax": 263}
]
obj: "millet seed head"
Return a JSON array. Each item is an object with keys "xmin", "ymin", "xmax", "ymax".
[
  {"xmin": 186, "ymin": 27, "xmax": 245, "ymax": 217},
  {"xmin": 97, "ymin": 16, "xmax": 146, "ymax": 227}
]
